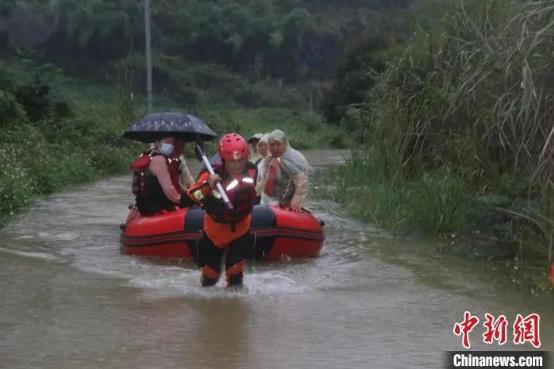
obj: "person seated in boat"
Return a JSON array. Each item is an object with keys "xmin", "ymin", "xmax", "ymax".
[
  {"xmin": 256, "ymin": 129, "xmax": 311, "ymax": 212},
  {"xmin": 175, "ymin": 139, "xmax": 195, "ymax": 192},
  {"xmin": 247, "ymin": 133, "xmax": 263, "ymax": 163},
  {"xmin": 130, "ymin": 136, "xmax": 192, "ymax": 215},
  {"xmin": 255, "ymin": 133, "xmax": 269, "ymax": 168},
  {"xmin": 254, "ymin": 133, "xmax": 269, "ymax": 201},
  {"xmin": 187, "ymin": 133, "xmax": 258, "ymax": 288}
]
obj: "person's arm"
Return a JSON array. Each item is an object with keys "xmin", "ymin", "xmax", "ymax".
[
  {"xmin": 179, "ymin": 156, "xmax": 195, "ymax": 190},
  {"xmin": 149, "ymin": 156, "xmax": 181, "ymax": 204},
  {"xmin": 290, "ymin": 172, "xmax": 309, "ymax": 211},
  {"xmin": 255, "ymin": 157, "xmax": 271, "ymax": 196}
]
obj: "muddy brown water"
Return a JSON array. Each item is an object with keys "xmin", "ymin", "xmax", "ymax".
[{"xmin": 0, "ymin": 150, "xmax": 551, "ymax": 369}]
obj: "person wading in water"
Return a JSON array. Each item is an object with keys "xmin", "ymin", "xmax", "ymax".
[{"xmin": 187, "ymin": 133, "xmax": 258, "ymax": 288}]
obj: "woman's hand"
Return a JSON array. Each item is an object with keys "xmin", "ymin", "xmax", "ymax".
[
  {"xmin": 207, "ymin": 174, "xmax": 221, "ymax": 188},
  {"xmin": 290, "ymin": 198, "xmax": 302, "ymax": 212}
]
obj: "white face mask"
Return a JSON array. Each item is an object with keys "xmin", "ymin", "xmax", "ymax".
[{"xmin": 159, "ymin": 143, "xmax": 174, "ymax": 156}]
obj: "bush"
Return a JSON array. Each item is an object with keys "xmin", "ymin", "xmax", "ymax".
[
  {"xmin": 0, "ymin": 144, "xmax": 36, "ymax": 214},
  {"xmin": 0, "ymin": 62, "xmax": 139, "ymax": 222},
  {"xmin": 89, "ymin": 144, "xmax": 136, "ymax": 175},
  {"xmin": 405, "ymin": 168, "xmax": 468, "ymax": 233},
  {"xmin": 0, "ymin": 91, "xmax": 27, "ymax": 126}
]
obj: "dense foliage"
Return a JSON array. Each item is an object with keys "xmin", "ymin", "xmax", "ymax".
[
  {"xmin": 0, "ymin": 60, "xmax": 139, "ymax": 223},
  {"xmin": 0, "ymin": 0, "xmax": 411, "ymax": 106},
  {"xmin": 319, "ymin": 0, "xmax": 553, "ymax": 285}
]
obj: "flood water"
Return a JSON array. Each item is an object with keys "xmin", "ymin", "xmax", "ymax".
[{"xmin": 0, "ymin": 150, "xmax": 551, "ymax": 369}]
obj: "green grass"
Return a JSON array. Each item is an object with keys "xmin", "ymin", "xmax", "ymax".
[
  {"xmin": 314, "ymin": 158, "xmax": 469, "ymax": 234},
  {"xmin": 0, "ymin": 60, "xmax": 141, "ymax": 225},
  {"xmin": 314, "ymin": 156, "xmax": 554, "ymax": 295}
]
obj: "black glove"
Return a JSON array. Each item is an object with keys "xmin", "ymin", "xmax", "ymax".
[{"xmin": 179, "ymin": 194, "xmax": 195, "ymax": 208}]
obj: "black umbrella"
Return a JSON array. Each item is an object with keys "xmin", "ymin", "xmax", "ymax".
[{"xmin": 122, "ymin": 112, "xmax": 217, "ymax": 143}]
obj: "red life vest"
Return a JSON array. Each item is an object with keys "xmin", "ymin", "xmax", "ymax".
[
  {"xmin": 203, "ymin": 164, "xmax": 258, "ymax": 224},
  {"xmin": 130, "ymin": 150, "xmax": 182, "ymax": 215},
  {"xmin": 265, "ymin": 159, "xmax": 280, "ymax": 197},
  {"xmin": 130, "ymin": 150, "xmax": 181, "ymax": 196}
]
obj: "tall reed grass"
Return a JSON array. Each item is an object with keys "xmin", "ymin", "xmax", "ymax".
[{"xmin": 331, "ymin": 0, "xmax": 553, "ymax": 267}]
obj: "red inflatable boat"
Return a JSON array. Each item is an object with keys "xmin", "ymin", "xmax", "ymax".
[{"xmin": 120, "ymin": 205, "xmax": 324, "ymax": 261}]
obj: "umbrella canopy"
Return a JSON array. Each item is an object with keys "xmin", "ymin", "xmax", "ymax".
[{"xmin": 122, "ymin": 112, "xmax": 217, "ymax": 143}]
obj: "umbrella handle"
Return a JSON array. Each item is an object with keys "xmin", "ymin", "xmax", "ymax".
[{"xmin": 196, "ymin": 144, "xmax": 234, "ymax": 210}]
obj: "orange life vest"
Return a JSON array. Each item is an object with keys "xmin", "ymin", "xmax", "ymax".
[{"xmin": 197, "ymin": 163, "xmax": 257, "ymax": 224}]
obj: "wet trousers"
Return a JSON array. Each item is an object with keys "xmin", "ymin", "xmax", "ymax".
[{"xmin": 199, "ymin": 231, "xmax": 252, "ymax": 287}]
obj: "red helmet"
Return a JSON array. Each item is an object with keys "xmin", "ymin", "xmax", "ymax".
[{"xmin": 218, "ymin": 133, "xmax": 248, "ymax": 161}]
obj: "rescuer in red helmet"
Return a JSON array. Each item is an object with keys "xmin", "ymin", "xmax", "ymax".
[{"xmin": 187, "ymin": 133, "xmax": 258, "ymax": 288}]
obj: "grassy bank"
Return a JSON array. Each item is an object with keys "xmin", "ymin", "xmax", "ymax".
[
  {"xmin": 316, "ymin": 0, "xmax": 553, "ymax": 293},
  {"xmin": 0, "ymin": 61, "xmax": 141, "ymax": 227},
  {"xmin": 314, "ymin": 151, "xmax": 468, "ymax": 234},
  {"xmin": 313, "ymin": 156, "xmax": 552, "ymax": 294}
]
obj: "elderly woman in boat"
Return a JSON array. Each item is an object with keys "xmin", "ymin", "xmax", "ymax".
[
  {"xmin": 256, "ymin": 129, "xmax": 311, "ymax": 212},
  {"xmin": 247, "ymin": 133, "xmax": 263, "ymax": 163}
]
